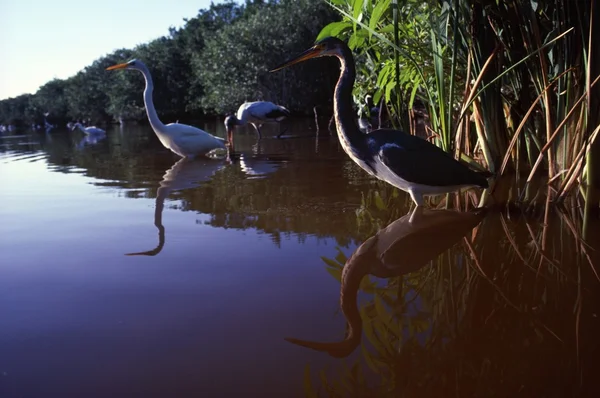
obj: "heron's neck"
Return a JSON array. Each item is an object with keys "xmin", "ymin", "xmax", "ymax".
[
  {"xmin": 334, "ymin": 49, "xmax": 364, "ymax": 151},
  {"xmin": 234, "ymin": 115, "xmax": 246, "ymax": 126},
  {"xmin": 139, "ymin": 66, "xmax": 166, "ymax": 133}
]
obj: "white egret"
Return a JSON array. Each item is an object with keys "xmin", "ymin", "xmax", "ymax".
[
  {"xmin": 72, "ymin": 122, "xmax": 106, "ymax": 135},
  {"xmin": 224, "ymin": 101, "xmax": 291, "ymax": 142},
  {"xmin": 106, "ymin": 59, "xmax": 227, "ymax": 159}
]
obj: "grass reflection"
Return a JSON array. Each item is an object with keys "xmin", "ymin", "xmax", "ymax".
[{"xmin": 299, "ymin": 187, "xmax": 600, "ymax": 397}]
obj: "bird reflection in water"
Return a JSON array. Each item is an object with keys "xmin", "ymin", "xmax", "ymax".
[
  {"xmin": 227, "ymin": 150, "xmax": 288, "ymax": 179},
  {"xmin": 125, "ymin": 158, "xmax": 228, "ymax": 256},
  {"xmin": 285, "ymin": 207, "xmax": 486, "ymax": 358},
  {"xmin": 77, "ymin": 133, "xmax": 107, "ymax": 150}
]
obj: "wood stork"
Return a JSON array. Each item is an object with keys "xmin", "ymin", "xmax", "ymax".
[
  {"xmin": 224, "ymin": 101, "xmax": 291, "ymax": 143},
  {"xmin": 71, "ymin": 122, "xmax": 106, "ymax": 135}
]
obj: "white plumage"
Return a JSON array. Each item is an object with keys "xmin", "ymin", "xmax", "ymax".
[
  {"xmin": 226, "ymin": 101, "xmax": 291, "ymax": 139},
  {"xmin": 106, "ymin": 59, "xmax": 226, "ymax": 159},
  {"xmin": 238, "ymin": 153, "xmax": 282, "ymax": 179},
  {"xmin": 72, "ymin": 122, "xmax": 106, "ymax": 134}
]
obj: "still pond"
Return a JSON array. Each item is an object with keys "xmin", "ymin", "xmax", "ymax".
[{"xmin": 1, "ymin": 120, "xmax": 599, "ymax": 397}]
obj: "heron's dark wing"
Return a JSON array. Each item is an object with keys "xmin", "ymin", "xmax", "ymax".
[
  {"xmin": 264, "ymin": 107, "xmax": 291, "ymax": 120},
  {"xmin": 370, "ymin": 129, "xmax": 488, "ymax": 188}
]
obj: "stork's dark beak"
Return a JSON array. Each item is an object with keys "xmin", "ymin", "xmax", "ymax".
[
  {"xmin": 106, "ymin": 62, "xmax": 129, "ymax": 71},
  {"xmin": 269, "ymin": 44, "xmax": 325, "ymax": 72}
]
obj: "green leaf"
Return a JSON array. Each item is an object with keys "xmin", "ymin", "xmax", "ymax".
[
  {"xmin": 379, "ymin": 24, "xmax": 395, "ymax": 34},
  {"xmin": 369, "ymin": 0, "xmax": 391, "ymax": 34},
  {"xmin": 373, "ymin": 88, "xmax": 383, "ymax": 106},
  {"xmin": 316, "ymin": 21, "xmax": 353, "ymax": 41},
  {"xmin": 352, "ymin": 0, "xmax": 364, "ymax": 22},
  {"xmin": 348, "ymin": 32, "xmax": 366, "ymax": 50},
  {"xmin": 408, "ymin": 83, "xmax": 419, "ymax": 109},
  {"xmin": 385, "ymin": 80, "xmax": 396, "ymax": 103}
]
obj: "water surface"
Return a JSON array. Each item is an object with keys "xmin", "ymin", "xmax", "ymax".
[{"xmin": 1, "ymin": 120, "xmax": 599, "ymax": 397}]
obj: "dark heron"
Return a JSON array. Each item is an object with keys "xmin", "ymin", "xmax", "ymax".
[{"xmin": 270, "ymin": 37, "xmax": 490, "ymax": 207}]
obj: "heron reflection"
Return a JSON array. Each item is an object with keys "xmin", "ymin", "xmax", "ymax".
[
  {"xmin": 285, "ymin": 207, "xmax": 486, "ymax": 358},
  {"xmin": 126, "ymin": 158, "xmax": 227, "ymax": 256}
]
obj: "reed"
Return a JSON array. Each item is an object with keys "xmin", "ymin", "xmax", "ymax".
[
  {"xmin": 319, "ymin": 0, "xmax": 599, "ymax": 208},
  {"xmin": 303, "ymin": 183, "xmax": 598, "ymax": 396}
]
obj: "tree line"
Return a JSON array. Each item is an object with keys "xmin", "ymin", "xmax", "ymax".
[{"xmin": 0, "ymin": 0, "xmax": 339, "ymax": 129}]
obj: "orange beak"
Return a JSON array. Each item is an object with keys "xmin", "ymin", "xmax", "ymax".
[
  {"xmin": 106, "ymin": 62, "xmax": 129, "ymax": 71},
  {"xmin": 269, "ymin": 44, "xmax": 325, "ymax": 72}
]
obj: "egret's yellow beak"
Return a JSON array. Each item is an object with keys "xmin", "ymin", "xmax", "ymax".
[
  {"xmin": 106, "ymin": 62, "xmax": 129, "ymax": 71},
  {"xmin": 269, "ymin": 44, "xmax": 325, "ymax": 72}
]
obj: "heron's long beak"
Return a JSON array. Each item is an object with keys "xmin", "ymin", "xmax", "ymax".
[
  {"xmin": 269, "ymin": 45, "xmax": 324, "ymax": 72},
  {"xmin": 106, "ymin": 62, "xmax": 129, "ymax": 71}
]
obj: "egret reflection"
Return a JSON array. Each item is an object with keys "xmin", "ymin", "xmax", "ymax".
[
  {"xmin": 285, "ymin": 207, "xmax": 486, "ymax": 358},
  {"xmin": 126, "ymin": 158, "xmax": 228, "ymax": 256}
]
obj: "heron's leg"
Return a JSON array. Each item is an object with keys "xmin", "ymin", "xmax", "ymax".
[
  {"xmin": 408, "ymin": 190, "xmax": 425, "ymax": 224},
  {"xmin": 251, "ymin": 123, "xmax": 262, "ymax": 139},
  {"xmin": 276, "ymin": 123, "xmax": 288, "ymax": 138},
  {"xmin": 408, "ymin": 190, "xmax": 424, "ymax": 207},
  {"xmin": 408, "ymin": 205, "xmax": 424, "ymax": 224}
]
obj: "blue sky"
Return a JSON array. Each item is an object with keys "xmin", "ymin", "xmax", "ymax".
[{"xmin": 0, "ymin": 0, "xmax": 221, "ymax": 100}]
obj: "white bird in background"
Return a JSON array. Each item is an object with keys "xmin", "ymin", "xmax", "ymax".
[
  {"xmin": 71, "ymin": 122, "xmax": 106, "ymax": 135},
  {"xmin": 224, "ymin": 101, "xmax": 291, "ymax": 143},
  {"xmin": 106, "ymin": 59, "xmax": 227, "ymax": 159}
]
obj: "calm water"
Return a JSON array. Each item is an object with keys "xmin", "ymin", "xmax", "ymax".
[{"xmin": 1, "ymin": 120, "xmax": 599, "ymax": 397}]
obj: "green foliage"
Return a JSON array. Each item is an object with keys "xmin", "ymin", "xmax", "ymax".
[
  {"xmin": 319, "ymin": 0, "xmax": 598, "ymax": 202},
  {"xmin": 30, "ymin": 79, "xmax": 69, "ymax": 125},
  {"xmin": 0, "ymin": 94, "xmax": 34, "ymax": 127},
  {"xmin": 196, "ymin": 0, "xmax": 339, "ymax": 115}
]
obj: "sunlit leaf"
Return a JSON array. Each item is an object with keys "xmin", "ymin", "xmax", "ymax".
[
  {"xmin": 316, "ymin": 21, "xmax": 353, "ymax": 41},
  {"xmin": 348, "ymin": 32, "xmax": 366, "ymax": 50},
  {"xmin": 369, "ymin": 0, "xmax": 392, "ymax": 34},
  {"xmin": 352, "ymin": 0, "xmax": 364, "ymax": 23}
]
